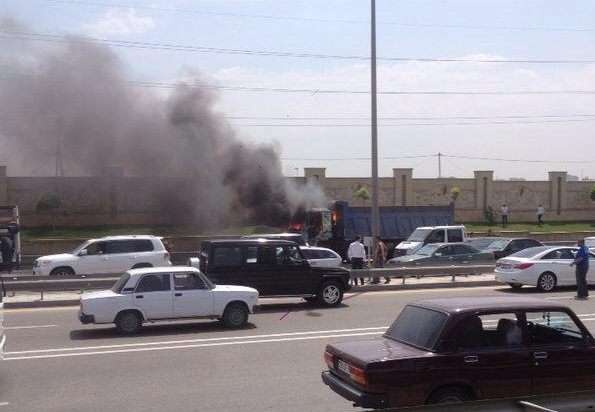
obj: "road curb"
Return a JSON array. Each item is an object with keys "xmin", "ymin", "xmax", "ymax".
[{"xmin": 2, "ymin": 280, "xmax": 501, "ymax": 309}]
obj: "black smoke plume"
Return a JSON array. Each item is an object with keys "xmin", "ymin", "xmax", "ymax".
[{"xmin": 0, "ymin": 17, "xmax": 326, "ymax": 227}]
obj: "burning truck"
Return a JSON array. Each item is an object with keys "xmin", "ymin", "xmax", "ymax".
[{"xmin": 289, "ymin": 201, "xmax": 454, "ymax": 260}]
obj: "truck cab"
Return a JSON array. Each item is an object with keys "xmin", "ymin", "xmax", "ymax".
[{"xmin": 393, "ymin": 225, "xmax": 467, "ymax": 257}]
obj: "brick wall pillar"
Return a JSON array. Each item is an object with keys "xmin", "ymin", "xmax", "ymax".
[
  {"xmin": 549, "ymin": 171, "xmax": 568, "ymax": 215},
  {"xmin": 304, "ymin": 168, "xmax": 326, "ymax": 187},
  {"xmin": 474, "ymin": 171, "xmax": 494, "ymax": 210},
  {"xmin": 392, "ymin": 168, "xmax": 413, "ymax": 205}
]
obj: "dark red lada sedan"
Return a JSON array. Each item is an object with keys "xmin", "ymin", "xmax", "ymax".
[{"xmin": 322, "ymin": 297, "xmax": 595, "ymax": 409}]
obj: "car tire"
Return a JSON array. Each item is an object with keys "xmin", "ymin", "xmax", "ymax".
[
  {"xmin": 115, "ymin": 311, "xmax": 142, "ymax": 335},
  {"xmin": 221, "ymin": 303, "xmax": 249, "ymax": 328},
  {"xmin": 49, "ymin": 267, "xmax": 74, "ymax": 276},
  {"xmin": 427, "ymin": 386, "xmax": 472, "ymax": 404},
  {"xmin": 508, "ymin": 283, "xmax": 523, "ymax": 290},
  {"xmin": 537, "ymin": 272, "xmax": 557, "ymax": 292},
  {"xmin": 318, "ymin": 281, "xmax": 343, "ymax": 307}
]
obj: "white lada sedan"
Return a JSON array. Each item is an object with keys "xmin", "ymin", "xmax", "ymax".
[
  {"xmin": 495, "ymin": 246, "xmax": 595, "ymax": 292},
  {"xmin": 79, "ymin": 266, "xmax": 259, "ymax": 334}
]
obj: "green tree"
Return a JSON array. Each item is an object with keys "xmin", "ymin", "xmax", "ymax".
[
  {"xmin": 590, "ymin": 185, "xmax": 595, "ymax": 201},
  {"xmin": 356, "ymin": 187, "xmax": 371, "ymax": 207},
  {"xmin": 484, "ymin": 206, "xmax": 497, "ymax": 226},
  {"xmin": 450, "ymin": 186, "xmax": 461, "ymax": 203},
  {"xmin": 36, "ymin": 192, "xmax": 62, "ymax": 229}
]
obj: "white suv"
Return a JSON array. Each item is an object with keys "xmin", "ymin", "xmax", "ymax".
[
  {"xmin": 79, "ymin": 266, "xmax": 259, "ymax": 333},
  {"xmin": 33, "ymin": 235, "xmax": 171, "ymax": 276}
]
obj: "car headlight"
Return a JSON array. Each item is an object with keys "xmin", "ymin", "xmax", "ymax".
[{"xmin": 38, "ymin": 260, "xmax": 53, "ymax": 266}]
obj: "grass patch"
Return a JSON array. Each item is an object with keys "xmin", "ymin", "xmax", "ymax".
[
  {"xmin": 462, "ymin": 221, "xmax": 595, "ymax": 234},
  {"xmin": 21, "ymin": 225, "xmax": 282, "ymax": 240}
]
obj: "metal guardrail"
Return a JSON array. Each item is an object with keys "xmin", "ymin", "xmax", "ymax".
[{"xmin": 382, "ymin": 390, "xmax": 595, "ymax": 412}]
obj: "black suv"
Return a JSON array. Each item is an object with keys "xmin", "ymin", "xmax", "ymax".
[
  {"xmin": 198, "ymin": 239, "xmax": 350, "ymax": 306},
  {"xmin": 484, "ymin": 237, "xmax": 544, "ymax": 259}
]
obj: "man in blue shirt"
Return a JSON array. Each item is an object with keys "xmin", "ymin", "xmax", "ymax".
[{"xmin": 570, "ymin": 239, "xmax": 590, "ymax": 300}]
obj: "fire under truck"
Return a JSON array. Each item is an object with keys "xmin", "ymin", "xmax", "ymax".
[{"xmin": 289, "ymin": 201, "xmax": 454, "ymax": 259}]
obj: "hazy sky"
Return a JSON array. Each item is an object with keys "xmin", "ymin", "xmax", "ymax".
[{"xmin": 2, "ymin": 0, "xmax": 595, "ymax": 180}]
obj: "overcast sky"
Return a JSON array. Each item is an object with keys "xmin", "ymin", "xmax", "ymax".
[{"xmin": 2, "ymin": 0, "xmax": 595, "ymax": 180}]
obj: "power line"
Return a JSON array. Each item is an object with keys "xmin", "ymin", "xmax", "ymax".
[
  {"xmin": 3, "ymin": 71, "xmax": 595, "ymax": 96},
  {"xmin": 26, "ymin": 0, "xmax": 595, "ymax": 32},
  {"xmin": 3, "ymin": 30, "xmax": 595, "ymax": 64},
  {"xmin": 442, "ymin": 154, "xmax": 595, "ymax": 164},
  {"xmin": 229, "ymin": 119, "xmax": 595, "ymax": 126}
]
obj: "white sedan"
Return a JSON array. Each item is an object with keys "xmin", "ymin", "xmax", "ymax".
[
  {"xmin": 300, "ymin": 246, "xmax": 343, "ymax": 267},
  {"xmin": 495, "ymin": 246, "xmax": 595, "ymax": 292}
]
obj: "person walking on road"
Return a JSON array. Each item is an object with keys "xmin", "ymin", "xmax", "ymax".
[
  {"xmin": 500, "ymin": 204, "xmax": 509, "ymax": 228},
  {"xmin": 536, "ymin": 204, "xmax": 545, "ymax": 227},
  {"xmin": 570, "ymin": 239, "xmax": 590, "ymax": 300},
  {"xmin": 348, "ymin": 236, "xmax": 366, "ymax": 286},
  {"xmin": 372, "ymin": 236, "xmax": 390, "ymax": 284}
]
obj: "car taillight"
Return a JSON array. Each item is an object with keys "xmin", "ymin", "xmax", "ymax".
[
  {"xmin": 324, "ymin": 351, "xmax": 334, "ymax": 369},
  {"xmin": 164, "ymin": 251, "xmax": 170, "ymax": 260},
  {"xmin": 514, "ymin": 262, "xmax": 534, "ymax": 269},
  {"xmin": 348, "ymin": 365, "xmax": 367, "ymax": 386}
]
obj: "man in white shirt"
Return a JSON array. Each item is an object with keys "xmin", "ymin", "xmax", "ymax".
[
  {"xmin": 537, "ymin": 204, "xmax": 545, "ymax": 227},
  {"xmin": 500, "ymin": 204, "xmax": 509, "ymax": 228},
  {"xmin": 348, "ymin": 236, "xmax": 366, "ymax": 285}
]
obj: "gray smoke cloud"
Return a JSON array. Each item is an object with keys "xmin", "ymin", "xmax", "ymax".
[{"xmin": 0, "ymin": 17, "xmax": 327, "ymax": 227}]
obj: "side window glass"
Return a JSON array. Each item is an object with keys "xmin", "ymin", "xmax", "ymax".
[
  {"xmin": 543, "ymin": 250, "xmax": 562, "ymax": 260},
  {"xmin": 107, "ymin": 241, "xmax": 135, "ymax": 254},
  {"xmin": 245, "ymin": 246, "xmax": 258, "ymax": 264},
  {"xmin": 509, "ymin": 241, "xmax": 521, "ymax": 252},
  {"xmin": 428, "ymin": 230, "xmax": 445, "ymax": 243},
  {"xmin": 135, "ymin": 274, "xmax": 171, "ymax": 293},
  {"xmin": 526, "ymin": 311, "xmax": 584, "ymax": 345},
  {"xmin": 454, "ymin": 245, "xmax": 469, "ymax": 255},
  {"xmin": 276, "ymin": 246, "xmax": 303, "ymax": 266},
  {"xmin": 560, "ymin": 249, "xmax": 575, "ymax": 260},
  {"xmin": 134, "ymin": 240, "xmax": 154, "ymax": 252},
  {"xmin": 87, "ymin": 242, "xmax": 107, "ymax": 255},
  {"xmin": 174, "ymin": 273, "xmax": 206, "ymax": 290},
  {"xmin": 447, "ymin": 229, "xmax": 463, "ymax": 243},
  {"xmin": 212, "ymin": 247, "xmax": 242, "ymax": 267},
  {"xmin": 460, "ymin": 313, "xmax": 522, "ymax": 348}
]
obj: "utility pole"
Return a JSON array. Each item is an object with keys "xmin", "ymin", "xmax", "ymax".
[
  {"xmin": 438, "ymin": 152, "xmax": 442, "ymax": 178},
  {"xmin": 370, "ymin": 0, "xmax": 380, "ymax": 252}
]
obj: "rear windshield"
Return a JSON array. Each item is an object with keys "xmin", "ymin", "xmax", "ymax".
[
  {"xmin": 112, "ymin": 273, "xmax": 131, "ymax": 294},
  {"xmin": 384, "ymin": 305, "xmax": 447, "ymax": 350},
  {"xmin": 485, "ymin": 239, "xmax": 509, "ymax": 250},
  {"xmin": 508, "ymin": 246, "xmax": 551, "ymax": 258}
]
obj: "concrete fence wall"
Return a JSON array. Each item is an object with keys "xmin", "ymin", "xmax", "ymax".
[{"xmin": 0, "ymin": 165, "xmax": 593, "ymax": 227}]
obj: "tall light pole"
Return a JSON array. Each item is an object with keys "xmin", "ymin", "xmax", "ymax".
[{"xmin": 370, "ymin": 0, "xmax": 380, "ymax": 249}]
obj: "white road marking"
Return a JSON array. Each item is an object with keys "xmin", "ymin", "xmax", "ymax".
[
  {"xmin": 5, "ymin": 331, "xmax": 383, "ymax": 361},
  {"xmin": 7, "ymin": 326, "xmax": 388, "ymax": 355},
  {"xmin": 5, "ymin": 325, "xmax": 57, "ymax": 330}
]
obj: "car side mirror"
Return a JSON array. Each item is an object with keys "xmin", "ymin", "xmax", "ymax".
[{"xmin": 79, "ymin": 249, "xmax": 88, "ymax": 256}]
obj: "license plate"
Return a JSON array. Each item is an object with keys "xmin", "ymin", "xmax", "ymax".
[
  {"xmin": 500, "ymin": 264, "xmax": 512, "ymax": 270},
  {"xmin": 337, "ymin": 360, "xmax": 349, "ymax": 374}
]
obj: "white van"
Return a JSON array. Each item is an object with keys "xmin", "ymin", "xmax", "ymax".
[{"xmin": 394, "ymin": 225, "xmax": 467, "ymax": 257}]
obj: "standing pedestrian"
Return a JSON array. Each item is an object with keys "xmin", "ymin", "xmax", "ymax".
[
  {"xmin": 570, "ymin": 239, "xmax": 590, "ymax": 300},
  {"xmin": 348, "ymin": 236, "xmax": 366, "ymax": 286},
  {"xmin": 371, "ymin": 236, "xmax": 390, "ymax": 284},
  {"xmin": 500, "ymin": 204, "xmax": 509, "ymax": 228},
  {"xmin": 0, "ymin": 235, "xmax": 14, "ymax": 274},
  {"xmin": 536, "ymin": 204, "xmax": 545, "ymax": 227}
]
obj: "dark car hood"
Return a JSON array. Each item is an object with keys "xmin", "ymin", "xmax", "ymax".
[
  {"xmin": 328, "ymin": 336, "xmax": 430, "ymax": 363},
  {"xmin": 389, "ymin": 255, "xmax": 427, "ymax": 264},
  {"xmin": 311, "ymin": 265, "xmax": 349, "ymax": 275}
]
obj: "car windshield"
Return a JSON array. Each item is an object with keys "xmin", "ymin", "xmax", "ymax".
[
  {"xmin": 111, "ymin": 273, "xmax": 131, "ymax": 293},
  {"xmin": 586, "ymin": 239, "xmax": 595, "ymax": 248},
  {"xmin": 407, "ymin": 229, "xmax": 432, "ymax": 242},
  {"xmin": 416, "ymin": 244, "xmax": 440, "ymax": 256},
  {"xmin": 71, "ymin": 240, "xmax": 93, "ymax": 255},
  {"xmin": 384, "ymin": 305, "xmax": 448, "ymax": 350},
  {"xmin": 485, "ymin": 239, "xmax": 508, "ymax": 250}
]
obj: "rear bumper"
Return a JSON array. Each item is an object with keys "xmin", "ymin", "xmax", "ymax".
[
  {"xmin": 321, "ymin": 371, "xmax": 389, "ymax": 409},
  {"xmin": 78, "ymin": 310, "xmax": 95, "ymax": 324}
]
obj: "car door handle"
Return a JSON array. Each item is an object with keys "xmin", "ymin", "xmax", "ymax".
[
  {"xmin": 464, "ymin": 356, "xmax": 478, "ymax": 363},
  {"xmin": 129, "ymin": 256, "xmax": 137, "ymax": 259},
  {"xmin": 135, "ymin": 295, "xmax": 143, "ymax": 299},
  {"xmin": 175, "ymin": 293, "xmax": 182, "ymax": 297},
  {"xmin": 534, "ymin": 352, "xmax": 548, "ymax": 359}
]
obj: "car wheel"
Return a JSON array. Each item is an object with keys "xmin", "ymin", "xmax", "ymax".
[
  {"xmin": 508, "ymin": 283, "xmax": 523, "ymax": 290},
  {"xmin": 115, "ymin": 311, "xmax": 142, "ymax": 335},
  {"xmin": 49, "ymin": 267, "xmax": 74, "ymax": 276},
  {"xmin": 222, "ymin": 303, "xmax": 249, "ymax": 328},
  {"xmin": 537, "ymin": 272, "xmax": 557, "ymax": 292},
  {"xmin": 427, "ymin": 387, "xmax": 472, "ymax": 404},
  {"xmin": 318, "ymin": 281, "xmax": 343, "ymax": 307}
]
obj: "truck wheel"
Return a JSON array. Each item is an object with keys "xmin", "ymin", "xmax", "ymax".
[
  {"xmin": 222, "ymin": 303, "xmax": 249, "ymax": 328},
  {"xmin": 318, "ymin": 281, "xmax": 343, "ymax": 307},
  {"xmin": 537, "ymin": 272, "xmax": 557, "ymax": 292},
  {"xmin": 115, "ymin": 311, "xmax": 142, "ymax": 335},
  {"xmin": 427, "ymin": 386, "xmax": 472, "ymax": 404},
  {"xmin": 50, "ymin": 267, "xmax": 74, "ymax": 276}
]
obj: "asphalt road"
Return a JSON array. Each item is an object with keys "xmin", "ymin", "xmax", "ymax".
[{"xmin": 1, "ymin": 285, "xmax": 594, "ymax": 412}]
